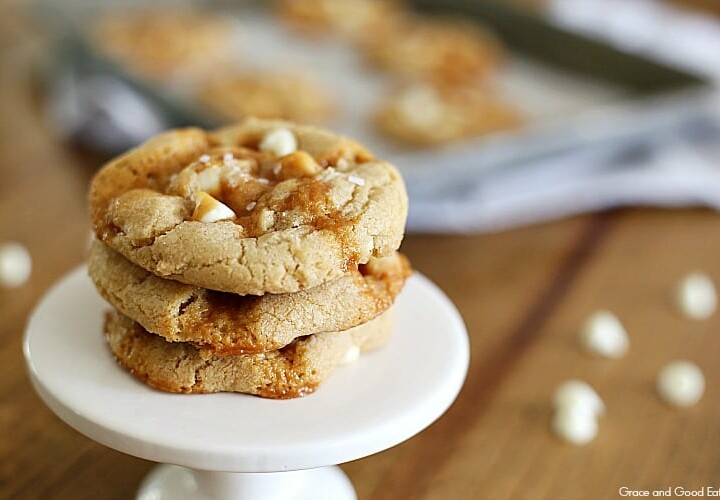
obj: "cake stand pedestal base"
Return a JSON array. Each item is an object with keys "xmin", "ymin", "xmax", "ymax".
[{"xmin": 137, "ymin": 464, "xmax": 355, "ymax": 500}]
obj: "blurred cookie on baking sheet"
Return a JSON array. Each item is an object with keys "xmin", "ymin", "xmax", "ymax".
[
  {"xmin": 374, "ymin": 82, "xmax": 522, "ymax": 147},
  {"xmin": 277, "ymin": 0, "xmax": 406, "ymax": 42},
  {"xmin": 363, "ymin": 17, "xmax": 506, "ymax": 86},
  {"xmin": 196, "ymin": 72, "xmax": 336, "ymax": 124},
  {"xmin": 92, "ymin": 8, "xmax": 239, "ymax": 84}
]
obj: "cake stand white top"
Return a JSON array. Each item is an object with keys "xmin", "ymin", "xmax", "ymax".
[{"xmin": 24, "ymin": 267, "xmax": 469, "ymax": 473}]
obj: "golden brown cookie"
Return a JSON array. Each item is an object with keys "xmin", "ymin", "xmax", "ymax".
[
  {"xmin": 277, "ymin": 0, "xmax": 405, "ymax": 42},
  {"xmin": 92, "ymin": 9, "xmax": 237, "ymax": 83},
  {"xmin": 197, "ymin": 73, "xmax": 335, "ymax": 124},
  {"xmin": 88, "ymin": 118, "xmax": 408, "ymax": 295},
  {"xmin": 89, "ymin": 240, "xmax": 410, "ymax": 353},
  {"xmin": 363, "ymin": 17, "xmax": 504, "ymax": 86},
  {"xmin": 375, "ymin": 83, "xmax": 522, "ymax": 146},
  {"xmin": 104, "ymin": 307, "xmax": 395, "ymax": 399}
]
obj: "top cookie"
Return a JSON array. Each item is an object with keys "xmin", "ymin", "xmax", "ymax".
[{"xmin": 88, "ymin": 118, "xmax": 408, "ymax": 295}]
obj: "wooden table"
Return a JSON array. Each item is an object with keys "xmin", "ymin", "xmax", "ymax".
[{"xmin": 3, "ymin": 6, "xmax": 720, "ymax": 499}]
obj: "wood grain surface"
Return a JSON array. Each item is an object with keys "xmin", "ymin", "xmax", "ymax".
[{"xmin": 2, "ymin": 4, "xmax": 720, "ymax": 499}]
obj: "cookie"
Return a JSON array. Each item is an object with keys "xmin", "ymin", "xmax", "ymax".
[
  {"xmin": 104, "ymin": 307, "xmax": 395, "ymax": 399},
  {"xmin": 88, "ymin": 118, "xmax": 408, "ymax": 295},
  {"xmin": 197, "ymin": 73, "xmax": 335, "ymax": 124},
  {"xmin": 363, "ymin": 17, "xmax": 504, "ymax": 86},
  {"xmin": 89, "ymin": 240, "xmax": 411, "ymax": 353},
  {"xmin": 92, "ymin": 9, "xmax": 237, "ymax": 83},
  {"xmin": 277, "ymin": 0, "xmax": 405, "ymax": 42},
  {"xmin": 375, "ymin": 83, "xmax": 522, "ymax": 146}
]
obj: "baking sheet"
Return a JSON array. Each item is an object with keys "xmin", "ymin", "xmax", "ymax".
[{"xmin": 38, "ymin": 0, "xmax": 715, "ymax": 196}]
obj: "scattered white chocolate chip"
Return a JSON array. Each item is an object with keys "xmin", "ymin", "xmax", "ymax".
[
  {"xmin": 657, "ymin": 360, "xmax": 705, "ymax": 408},
  {"xmin": 348, "ymin": 175, "xmax": 365, "ymax": 186},
  {"xmin": 339, "ymin": 345, "xmax": 360, "ymax": 365},
  {"xmin": 551, "ymin": 405, "xmax": 599, "ymax": 445},
  {"xmin": 191, "ymin": 192, "xmax": 236, "ymax": 223},
  {"xmin": 258, "ymin": 178, "xmax": 270, "ymax": 185},
  {"xmin": 675, "ymin": 272, "xmax": 717, "ymax": 320},
  {"xmin": 551, "ymin": 380, "xmax": 603, "ymax": 445},
  {"xmin": 0, "ymin": 242, "xmax": 32, "ymax": 288},
  {"xmin": 336, "ymin": 158, "xmax": 350, "ymax": 169},
  {"xmin": 223, "ymin": 152, "xmax": 234, "ymax": 162},
  {"xmin": 578, "ymin": 310, "xmax": 629, "ymax": 359},
  {"xmin": 245, "ymin": 201, "xmax": 257, "ymax": 212},
  {"xmin": 259, "ymin": 128, "xmax": 297, "ymax": 157},
  {"xmin": 273, "ymin": 163, "xmax": 283, "ymax": 176},
  {"xmin": 553, "ymin": 380, "xmax": 605, "ymax": 418},
  {"xmin": 199, "ymin": 154, "xmax": 211, "ymax": 163}
]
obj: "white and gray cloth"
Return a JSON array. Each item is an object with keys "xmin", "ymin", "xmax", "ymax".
[{"xmin": 409, "ymin": 0, "xmax": 720, "ymax": 233}]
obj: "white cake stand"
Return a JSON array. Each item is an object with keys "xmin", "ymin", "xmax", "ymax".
[{"xmin": 24, "ymin": 267, "xmax": 469, "ymax": 500}]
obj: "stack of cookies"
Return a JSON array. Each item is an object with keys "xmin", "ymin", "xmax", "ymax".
[{"xmin": 87, "ymin": 118, "xmax": 410, "ymax": 398}]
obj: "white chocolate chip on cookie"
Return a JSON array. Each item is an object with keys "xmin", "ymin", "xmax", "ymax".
[
  {"xmin": 0, "ymin": 242, "xmax": 32, "ymax": 288},
  {"xmin": 191, "ymin": 191, "xmax": 236, "ymax": 223},
  {"xmin": 195, "ymin": 166, "xmax": 222, "ymax": 196},
  {"xmin": 260, "ymin": 128, "xmax": 297, "ymax": 157}
]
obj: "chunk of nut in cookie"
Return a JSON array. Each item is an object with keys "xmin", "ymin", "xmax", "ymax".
[
  {"xmin": 259, "ymin": 128, "xmax": 297, "ymax": 157},
  {"xmin": 278, "ymin": 151, "xmax": 322, "ymax": 179},
  {"xmin": 192, "ymin": 191, "xmax": 236, "ymax": 222}
]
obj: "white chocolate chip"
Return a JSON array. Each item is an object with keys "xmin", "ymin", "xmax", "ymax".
[
  {"xmin": 191, "ymin": 192, "xmax": 236, "ymax": 223},
  {"xmin": 348, "ymin": 175, "xmax": 365, "ymax": 186},
  {"xmin": 259, "ymin": 128, "xmax": 297, "ymax": 157},
  {"xmin": 657, "ymin": 360, "xmax": 705, "ymax": 408},
  {"xmin": 339, "ymin": 345, "xmax": 360, "ymax": 365},
  {"xmin": 0, "ymin": 242, "xmax": 32, "ymax": 288},
  {"xmin": 579, "ymin": 310, "xmax": 629, "ymax": 359},
  {"xmin": 551, "ymin": 405, "xmax": 598, "ymax": 445},
  {"xmin": 675, "ymin": 272, "xmax": 717, "ymax": 320},
  {"xmin": 258, "ymin": 178, "xmax": 270, "ymax": 185},
  {"xmin": 199, "ymin": 154, "xmax": 211, "ymax": 163},
  {"xmin": 336, "ymin": 158, "xmax": 349, "ymax": 169},
  {"xmin": 553, "ymin": 380, "xmax": 605, "ymax": 418},
  {"xmin": 273, "ymin": 163, "xmax": 283, "ymax": 176},
  {"xmin": 245, "ymin": 201, "xmax": 257, "ymax": 212},
  {"xmin": 195, "ymin": 166, "xmax": 222, "ymax": 196},
  {"xmin": 223, "ymin": 152, "xmax": 234, "ymax": 162}
]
